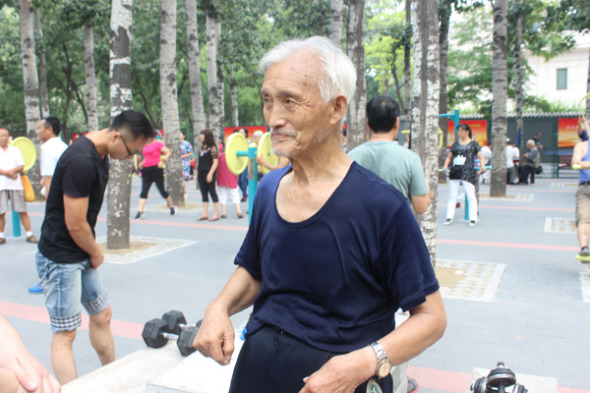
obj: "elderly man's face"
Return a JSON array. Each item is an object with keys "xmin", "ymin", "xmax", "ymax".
[
  {"xmin": 0, "ymin": 129, "xmax": 9, "ymax": 148},
  {"xmin": 260, "ymin": 53, "xmax": 334, "ymax": 158},
  {"xmin": 37, "ymin": 120, "xmax": 52, "ymax": 143}
]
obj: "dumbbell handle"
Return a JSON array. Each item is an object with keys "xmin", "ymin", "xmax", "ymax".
[{"xmin": 161, "ymin": 332, "xmax": 179, "ymax": 340}]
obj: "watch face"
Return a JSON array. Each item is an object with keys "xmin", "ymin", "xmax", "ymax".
[{"xmin": 377, "ymin": 361, "xmax": 391, "ymax": 378}]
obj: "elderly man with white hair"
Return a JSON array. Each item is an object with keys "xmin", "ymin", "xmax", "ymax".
[
  {"xmin": 194, "ymin": 36, "xmax": 446, "ymax": 393},
  {"xmin": 519, "ymin": 139, "xmax": 540, "ymax": 185}
]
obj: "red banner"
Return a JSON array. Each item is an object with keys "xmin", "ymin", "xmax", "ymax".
[
  {"xmin": 447, "ymin": 120, "xmax": 488, "ymax": 148},
  {"xmin": 557, "ymin": 117, "xmax": 581, "ymax": 148}
]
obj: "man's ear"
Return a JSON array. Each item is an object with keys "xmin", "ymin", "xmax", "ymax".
[{"xmin": 329, "ymin": 95, "xmax": 348, "ymax": 125}]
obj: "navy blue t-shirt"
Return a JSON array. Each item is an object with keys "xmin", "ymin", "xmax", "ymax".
[{"xmin": 236, "ymin": 162, "xmax": 439, "ymax": 353}]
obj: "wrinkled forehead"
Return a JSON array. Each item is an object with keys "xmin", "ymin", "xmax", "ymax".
[{"xmin": 0, "ymin": 128, "xmax": 9, "ymax": 137}]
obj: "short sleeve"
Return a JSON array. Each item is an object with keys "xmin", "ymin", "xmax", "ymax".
[
  {"xmin": 409, "ymin": 156, "xmax": 428, "ymax": 196},
  {"xmin": 211, "ymin": 146, "xmax": 219, "ymax": 160},
  {"xmin": 380, "ymin": 204, "xmax": 439, "ymax": 311},
  {"xmin": 62, "ymin": 157, "xmax": 96, "ymax": 198}
]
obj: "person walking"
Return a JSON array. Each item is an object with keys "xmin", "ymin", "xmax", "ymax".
[
  {"xmin": 442, "ymin": 123, "xmax": 487, "ymax": 227},
  {"xmin": 193, "ymin": 36, "xmax": 446, "ymax": 393},
  {"xmin": 571, "ymin": 130, "xmax": 590, "ymax": 261},
  {"xmin": 217, "ymin": 145, "xmax": 244, "ymax": 219},
  {"xmin": 28, "ymin": 117, "xmax": 68, "ymax": 295},
  {"xmin": 35, "ymin": 110, "xmax": 154, "ymax": 384},
  {"xmin": 233, "ymin": 128, "xmax": 249, "ymax": 202},
  {"xmin": 0, "ymin": 128, "xmax": 38, "ymax": 245},
  {"xmin": 134, "ymin": 136, "xmax": 177, "ymax": 219},
  {"xmin": 180, "ymin": 131, "xmax": 194, "ymax": 201},
  {"xmin": 196, "ymin": 129, "xmax": 219, "ymax": 221}
]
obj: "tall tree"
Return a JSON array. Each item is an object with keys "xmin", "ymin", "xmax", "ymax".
[
  {"xmin": 345, "ymin": 0, "xmax": 366, "ymax": 152},
  {"xmin": 107, "ymin": 0, "xmax": 134, "ymax": 250},
  {"xmin": 84, "ymin": 22, "xmax": 99, "ymax": 131},
  {"xmin": 438, "ymin": 1, "xmax": 451, "ymax": 183},
  {"xmin": 18, "ymin": 0, "xmax": 42, "ymax": 195},
  {"xmin": 329, "ymin": 0, "xmax": 343, "ymax": 47},
  {"xmin": 34, "ymin": 8, "xmax": 49, "ymax": 118},
  {"xmin": 512, "ymin": 0, "xmax": 523, "ymax": 152},
  {"xmin": 411, "ymin": 0, "xmax": 440, "ymax": 265},
  {"xmin": 205, "ymin": 5, "xmax": 221, "ymax": 135},
  {"xmin": 160, "ymin": 0, "xmax": 185, "ymax": 207},
  {"xmin": 229, "ymin": 67, "xmax": 239, "ymax": 127},
  {"xmin": 403, "ymin": 0, "xmax": 411, "ymax": 122},
  {"xmin": 490, "ymin": 0, "xmax": 508, "ymax": 197},
  {"xmin": 185, "ymin": 0, "xmax": 206, "ymax": 141}
]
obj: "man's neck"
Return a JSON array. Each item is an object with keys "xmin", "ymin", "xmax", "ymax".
[
  {"xmin": 369, "ymin": 130, "xmax": 396, "ymax": 142},
  {"xmin": 84, "ymin": 128, "xmax": 110, "ymax": 158}
]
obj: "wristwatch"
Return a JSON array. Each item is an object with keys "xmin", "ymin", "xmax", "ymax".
[{"xmin": 369, "ymin": 342, "xmax": 391, "ymax": 379}]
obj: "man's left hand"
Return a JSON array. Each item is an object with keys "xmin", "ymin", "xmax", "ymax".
[{"xmin": 299, "ymin": 348, "xmax": 375, "ymax": 393}]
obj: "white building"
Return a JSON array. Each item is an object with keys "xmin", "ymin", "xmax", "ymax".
[{"xmin": 524, "ymin": 32, "xmax": 590, "ymax": 108}]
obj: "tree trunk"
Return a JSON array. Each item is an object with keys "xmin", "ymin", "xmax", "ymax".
[
  {"xmin": 186, "ymin": 0, "xmax": 206, "ymax": 144},
  {"xmin": 329, "ymin": 0, "xmax": 343, "ymax": 48},
  {"xmin": 160, "ymin": 0, "xmax": 185, "ymax": 207},
  {"xmin": 215, "ymin": 16, "xmax": 224, "ymax": 138},
  {"xmin": 108, "ymin": 0, "xmax": 134, "ymax": 250},
  {"xmin": 229, "ymin": 67, "xmax": 239, "ymax": 127},
  {"xmin": 411, "ymin": 0, "xmax": 440, "ymax": 266},
  {"xmin": 438, "ymin": 1, "xmax": 451, "ymax": 184},
  {"xmin": 34, "ymin": 8, "xmax": 49, "ymax": 118},
  {"xmin": 490, "ymin": 0, "xmax": 508, "ymax": 198},
  {"xmin": 19, "ymin": 0, "xmax": 42, "ymax": 197},
  {"xmin": 345, "ymin": 0, "xmax": 366, "ymax": 152},
  {"xmin": 586, "ymin": 48, "xmax": 590, "ymax": 119},
  {"xmin": 206, "ymin": 11, "xmax": 221, "ymax": 135},
  {"xmin": 402, "ymin": 0, "xmax": 412, "ymax": 123},
  {"xmin": 84, "ymin": 23, "xmax": 99, "ymax": 132},
  {"xmin": 514, "ymin": 0, "xmax": 524, "ymax": 167}
]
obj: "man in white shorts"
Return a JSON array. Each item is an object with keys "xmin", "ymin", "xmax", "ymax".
[{"xmin": 0, "ymin": 128, "xmax": 38, "ymax": 245}]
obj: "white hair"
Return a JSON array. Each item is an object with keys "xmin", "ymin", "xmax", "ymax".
[{"xmin": 259, "ymin": 36, "xmax": 357, "ymax": 103}]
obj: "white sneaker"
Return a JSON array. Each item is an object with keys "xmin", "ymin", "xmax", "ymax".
[
  {"xmin": 444, "ymin": 219, "xmax": 452, "ymax": 226},
  {"xmin": 469, "ymin": 220, "xmax": 477, "ymax": 227},
  {"xmin": 170, "ymin": 206, "xmax": 177, "ymax": 216}
]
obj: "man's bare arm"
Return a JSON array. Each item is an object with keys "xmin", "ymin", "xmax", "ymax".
[
  {"xmin": 194, "ymin": 266, "xmax": 261, "ymax": 365},
  {"xmin": 63, "ymin": 195, "xmax": 104, "ymax": 268}
]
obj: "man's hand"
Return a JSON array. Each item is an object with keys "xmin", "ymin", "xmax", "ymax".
[
  {"xmin": 89, "ymin": 248, "xmax": 104, "ymax": 269},
  {"xmin": 193, "ymin": 307, "xmax": 235, "ymax": 366},
  {"xmin": 0, "ymin": 316, "xmax": 61, "ymax": 393},
  {"xmin": 299, "ymin": 347, "xmax": 375, "ymax": 393}
]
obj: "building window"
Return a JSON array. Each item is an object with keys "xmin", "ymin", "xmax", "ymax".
[{"xmin": 557, "ymin": 68, "xmax": 568, "ymax": 90}]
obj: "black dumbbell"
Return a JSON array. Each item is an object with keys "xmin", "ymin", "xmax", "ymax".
[
  {"xmin": 142, "ymin": 318, "xmax": 179, "ymax": 349},
  {"xmin": 160, "ymin": 310, "xmax": 204, "ymax": 356},
  {"xmin": 471, "ymin": 362, "xmax": 528, "ymax": 393}
]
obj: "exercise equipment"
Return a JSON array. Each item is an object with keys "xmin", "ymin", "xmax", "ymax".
[
  {"xmin": 257, "ymin": 132, "xmax": 279, "ymax": 175},
  {"xmin": 471, "ymin": 362, "xmax": 527, "ymax": 393},
  {"xmin": 225, "ymin": 131, "xmax": 266, "ymax": 222},
  {"xmin": 8, "ymin": 137, "xmax": 37, "ymax": 238},
  {"xmin": 225, "ymin": 133, "xmax": 249, "ymax": 176},
  {"xmin": 9, "ymin": 137, "xmax": 36, "ymax": 171},
  {"xmin": 572, "ymin": 164, "xmax": 582, "ymax": 170},
  {"xmin": 142, "ymin": 312, "xmax": 203, "ymax": 356}
]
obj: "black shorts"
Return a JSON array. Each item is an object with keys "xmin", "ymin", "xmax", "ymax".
[{"xmin": 229, "ymin": 325, "xmax": 393, "ymax": 393}]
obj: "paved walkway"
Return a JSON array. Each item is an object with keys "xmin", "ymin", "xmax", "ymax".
[{"xmin": 1, "ymin": 176, "xmax": 589, "ymax": 392}]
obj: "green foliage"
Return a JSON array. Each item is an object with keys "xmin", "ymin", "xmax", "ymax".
[{"xmin": 0, "ymin": 6, "xmax": 24, "ymax": 128}]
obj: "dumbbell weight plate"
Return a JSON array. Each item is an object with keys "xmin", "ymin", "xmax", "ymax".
[
  {"xmin": 162, "ymin": 310, "xmax": 187, "ymax": 335},
  {"xmin": 177, "ymin": 326, "xmax": 199, "ymax": 356},
  {"xmin": 471, "ymin": 376, "xmax": 487, "ymax": 393},
  {"xmin": 487, "ymin": 367, "xmax": 517, "ymax": 389},
  {"xmin": 142, "ymin": 319, "xmax": 170, "ymax": 349}
]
